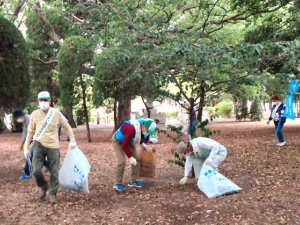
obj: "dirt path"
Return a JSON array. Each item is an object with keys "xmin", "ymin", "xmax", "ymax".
[{"xmin": 1, "ymin": 121, "xmax": 300, "ymax": 224}]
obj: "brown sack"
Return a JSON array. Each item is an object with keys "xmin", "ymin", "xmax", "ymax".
[{"xmin": 139, "ymin": 147, "xmax": 156, "ymax": 178}]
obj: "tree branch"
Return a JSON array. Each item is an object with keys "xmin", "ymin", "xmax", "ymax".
[
  {"xmin": 165, "ymin": 67, "xmax": 190, "ymax": 102},
  {"xmin": 32, "ymin": 58, "xmax": 58, "ymax": 65},
  {"xmin": 210, "ymin": 5, "xmax": 283, "ymax": 25},
  {"xmin": 32, "ymin": 3, "xmax": 63, "ymax": 45}
]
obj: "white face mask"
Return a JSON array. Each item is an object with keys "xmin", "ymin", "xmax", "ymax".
[
  {"xmin": 16, "ymin": 118, "xmax": 24, "ymax": 123},
  {"xmin": 39, "ymin": 101, "xmax": 50, "ymax": 111}
]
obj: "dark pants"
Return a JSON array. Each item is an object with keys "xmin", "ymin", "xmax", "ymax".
[
  {"xmin": 24, "ymin": 144, "xmax": 49, "ymax": 175},
  {"xmin": 275, "ymin": 121, "xmax": 285, "ymax": 143},
  {"xmin": 32, "ymin": 142, "xmax": 60, "ymax": 195}
]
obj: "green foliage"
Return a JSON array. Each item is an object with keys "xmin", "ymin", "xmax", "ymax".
[
  {"xmin": 75, "ymin": 108, "xmax": 91, "ymax": 125},
  {"xmin": 236, "ymin": 105, "xmax": 249, "ymax": 121},
  {"xmin": 249, "ymin": 100, "xmax": 263, "ymax": 121},
  {"xmin": 168, "ymin": 149, "xmax": 186, "ymax": 168},
  {"xmin": 0, "ymin": 117, "xmax": 4, "ymax": 133},
  {"xmin": 58, "ymin": 36, "xmax": 93, "ymax": 106},
  {"xmin": 166, "ymin": 119, "xmax": 220, "ymax": 168},
  {"xmin": 0, "ymin": 15, "xmax": 30, "ymax": 110},
  {"xmin": 215, "ymin": 102, "xmax": 233, "ymax": 118},
  {"xmin": 197, "ymin": 119, "xmax": 221, "ymax": 138}
]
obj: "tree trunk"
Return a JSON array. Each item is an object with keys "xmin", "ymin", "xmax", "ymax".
[
  {"xmin": 80, "ymin": 75, "xmax": 91, "ymax": 142},
  {"xmin": 197, "ymin": 82, "xmax": 205, "ymax": 122},
  {"xmin": 96, "ymin": 110, "xmax": 100, "ymax": 125},
  {"xmin": 189, "ymin": 97, "xmax": 195, "ymax": 140},
  {"xmin": 197, "ymin": 90, "xmax": 205, "ymax": 122},
  {"xmin": 13, "ymin": 0, "xmax": 26, "ymax": 22},
  {"xmin": 117, "ymin": 96, "xmax": 131, "ymax": 128},
  {"xmin": 63, "ymin": 106, "xmax": 77, "ymax": 128},
  {"xmin": 113, "ymin": 99, "xmax": 118, "ymax": 131},
  {"xmin": 141, "ymin": 95, "xmax": 151, "ymax": 118}
]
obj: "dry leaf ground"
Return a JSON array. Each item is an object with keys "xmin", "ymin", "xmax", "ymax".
[{"xmin": 1, "ymin": 119, "xmax": 300, "ymax": 225}]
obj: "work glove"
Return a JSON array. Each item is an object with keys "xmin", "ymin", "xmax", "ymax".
[
  {"xmin": 205, "ymin": 157, "xmax": 213, "ymax": 165},
  {"xmin": 266, "ymin": 120, "xmax": 271, "ymax": 125},
  {"xmin": 180, "ymin": 176, "xmax": 188, "ymax": 185},
  {"xmin": 129, "ymin": 157, "xmax": 137, "ymax": 166},
  {"xmin": 24, "ymin": 148, "xmax": 30, "ymax": 158},
  {"xmin": 141, "ymin": 143, "xmax": 148, "ymax": 151},
  {"xmin": 69, "ymin": 142, "xmax": 77, "ymax": 150}
]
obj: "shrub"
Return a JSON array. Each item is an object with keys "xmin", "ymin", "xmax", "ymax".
[
  {"xmin": 75, "ymin": 108, "xmax": 91, "ymax": 125},
  {"xmin": 236, "ymin": 105, "xmax": 248, "ymax": 121},
  {"xmin": 0, "ymin": 117, "xmax": 4, "ymax": 133},
  {"xmin": 215, "ymin": 101, "xmax": 232, "ymax": 118},
  {"xmin": 249, "ymin": 100, "xmax": 263, "ymax": 121}
]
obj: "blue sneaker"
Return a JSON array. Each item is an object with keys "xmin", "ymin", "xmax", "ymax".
[
  {"xmin": 19, "ymin": 173, "xmax": 31, "ymax": 180},
  {"xmin": 113, "ymin": 184, "xmax": 124, "ymax": 191},
  {"xmin": 128, "ymin": 181, "xmax": 143, "ymax": 188}
]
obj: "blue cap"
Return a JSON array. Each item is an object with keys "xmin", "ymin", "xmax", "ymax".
[{"xmin": 13, "ymin": 109, "xmax": 25, "ymax": 119}]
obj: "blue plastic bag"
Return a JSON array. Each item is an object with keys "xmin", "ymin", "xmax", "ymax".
[
  {"xmin": 59, "ymin": 146, "xmax": 91, "ymax": 193},
  {"xmin": 197, "ymin": 165, "xmax": 242, "ymax": 198}
]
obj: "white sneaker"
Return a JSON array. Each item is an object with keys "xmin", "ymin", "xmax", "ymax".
[{"xmin": 276, "ymin": 141, "xmax": 286, "ymax": 146}]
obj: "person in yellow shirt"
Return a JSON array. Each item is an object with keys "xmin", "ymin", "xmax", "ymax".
[{"xmin": 24, "ymin": 91, "xmax": 76, "ymax": 204}]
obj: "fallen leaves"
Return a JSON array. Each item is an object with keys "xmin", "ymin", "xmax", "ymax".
[{"xmin": 1, "ymin": 122, "xmax": 300, "ymax": 224}]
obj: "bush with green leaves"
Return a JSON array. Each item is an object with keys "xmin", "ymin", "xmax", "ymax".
[
  {"xmin": 236, "ymin": 105, "xmax": 249, "ymax": 121},
  {"xmin": 75, "ymin": 108, "xmax": 91, "ymax": 126},
  {"xmin": 0, "ymin": 117, "xmax": 4, "ymax": 133},
  {"xmin": 215, "ymin": 101, "xmax": 233, "ymax": 118},
  {"xmin": 0, "ymin": 15, "xmax": 30, "ymax": 109},
  {"xmin": 249, "ymin": 100, "xmax": 263, "ymax": 121},
  {"xmin": 165, "ymin": 119, "xmax": 220, "ymax": 168}
]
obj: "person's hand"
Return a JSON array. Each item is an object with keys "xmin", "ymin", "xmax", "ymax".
[
  {"xmin": 180, "ymin": 177, "xmax": 188, "ymax": 185},
  {"xmin": 281, "ymin": 110, "xmax": 284, "ymax": 114},
  {"xmin": 129, "ymin": 157, "xmax": 137, "ymax": 166},
  {"xmin": 266, "ymin": 120, "xmax": 271, "ymax": 125},
  {"xmin": 205, "ymin": 157, "xmax": 213, "ymax": 165},
  {"xmin": 69, "ymin": 142, "xmax": 76, "ymax": 150},
  {"xmin": 141, "ymin": 143, "xmax": 148, "ymax": 151},
  {"xmin": 24, "ymin": 148, "xmax": 30, "ymax": 158},
  {"xmin": 19, "ymin": 143, "xmax": 24, "ymax": 151}
]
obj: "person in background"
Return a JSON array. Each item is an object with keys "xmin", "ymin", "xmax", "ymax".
[
  {"xmin": 177, "ymin": 137, "xmax": 227, "ymax": 185},
  {"xmin": 13, "ymin": 109, "xmax": 49, "ymax": 180},
  {"xmin": 112, "ymin": 118, "xmax": 157, "ymax": 191},
  {"xmin": 267, "ymin": 95, "xmax": 286, "ymax": 146}
]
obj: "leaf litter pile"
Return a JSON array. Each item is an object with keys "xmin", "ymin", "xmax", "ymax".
[{"xmin": 0, "ymin": 120, "xmax": 300, "ymax": 224}]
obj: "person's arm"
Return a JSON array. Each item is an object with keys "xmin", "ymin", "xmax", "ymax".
[
  {"xmin": 121, "ymin": 123, "xmax": 135, "ymax": 158},
  {"xmin": 59, "ymin": 112, "xmax": 75, "ymax": 143},
  {"xmin": 24, "ymin": 115, "xmax": 35, "ymax": 151},
  {"xmin": 184, "ymin": 153, "xmax": 194, "ymax": 177},
  {"xmin": 21, "ymin": 120, "xmax": 28, "ymax": 144},
  {"xmin": 269, "ymin": 106, "xmax": 274, "ymax": 121},
  {"xmin": 180, "ymin": 153, "xmax": 194, "ymax": 185}
]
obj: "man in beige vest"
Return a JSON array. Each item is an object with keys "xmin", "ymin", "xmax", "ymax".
[{"xmin": 24, "ymin": 91, "xmax": 76, "ymax": 204}]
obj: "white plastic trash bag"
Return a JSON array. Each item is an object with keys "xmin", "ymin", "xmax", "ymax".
[
  {"xmin": 59, "ymin": 146, "xmax": 91, "ymax": 193},
  {"xmin": 197, "ymin": 165, "xmax": 242, "ymax": 198}
]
